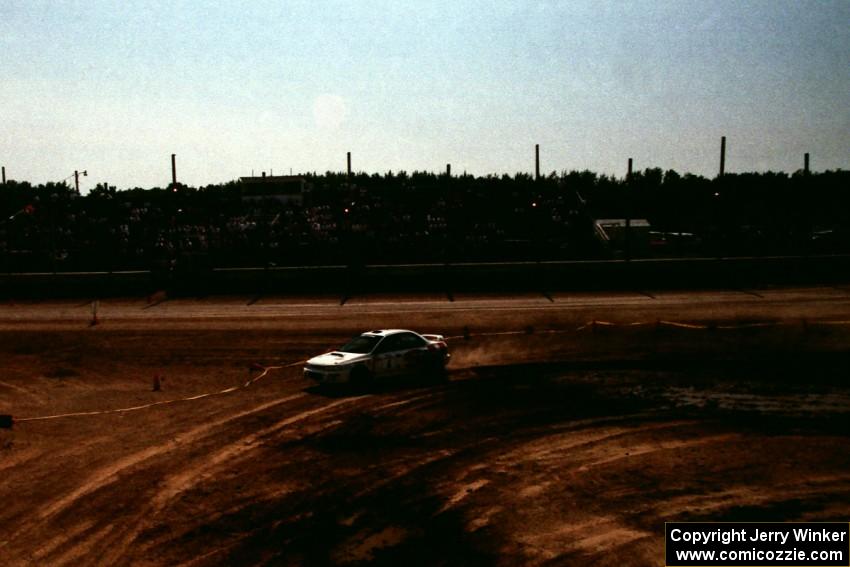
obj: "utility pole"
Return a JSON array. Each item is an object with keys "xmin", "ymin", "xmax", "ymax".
[
  {"xmin": 535, "ymin": 144, "xmax": 540, "ymax": 181},
  {"xmin": 804, "ymin": 152, "xmax": 810, "ymax": 175},
  {"xmin": 171, "ymin": 153, "xmax": 177, "ymax": 188},
  {"xmin": 625, "ymin": 158, "xmax": 633, "ymax": 261},
  {"xmin": 719, "ymin": 136, "xmax": 726, "ymax": 176},
  {"xmin": 1, "ymin": 166, "xmax": 5, "ymax": 185},
  {"xmin": 446, "ymin": 163, "xmax": 451, "ymax": 177},
  {"xmin": 347, "ymin": 152, "xmax": 352, "ymax": 178}
]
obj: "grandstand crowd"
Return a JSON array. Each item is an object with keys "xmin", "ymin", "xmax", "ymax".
[{"xmin": 1, "ymin": 168, "xmax": 848, "ymax": 273}]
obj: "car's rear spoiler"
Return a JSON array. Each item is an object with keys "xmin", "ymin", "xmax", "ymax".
[{"xmin": 422, "ymin": 334, "xmax": 444, "ymax": 342}]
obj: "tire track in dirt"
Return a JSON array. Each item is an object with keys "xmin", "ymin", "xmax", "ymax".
[
  {"xmin": 11, "ymin": 519, "xmax": 96, "ymax": 566},
  {"xmin": 573, "ymin": 434, "xmax": 737, "ymax": 473},
  {"xmin": 114, "ymin": 404, "xmax": 365, "ymax": 560},
  {"xmin": 235, "ymin": 417, "xmax": 711, "ymax": 565},
  {"xmin": 36, "ymin": 390, "xmax": 297, "ymax": 517},
  {"xmin": 0, "ymin": 446, "xmax": 45, "ymax": 474},
  {"xmin": 655, "ymin": 474, "xmax": 850, "ymax": 520},
  {"xmin": 475, "ymin": 428, "xmax": 850, "ymax": 564},
  {"xmin": 517, "ymin": 517, "xmax": 650, "ymax": 561},
  {"xmin": 492, "ymin": 420, "xmax": 693, "ymax": 465},
  {"xmin": 120, "ymin": 386, "xmax": 457, "ymax": 563},
  {"xmin": 412, "ymin": 422, "xmax": 736, "ymax": 564},
  {"xmin": 148, "ymin": 395, "xmax": 370, "ymax": 510},
  {"xmin": 43, "ymin": 523, "xmax": 118, "ymax": 567},
  {"xmin": 42, "ymin": 388, "xmax": 449, "ymax": 565},
  {"xmin": 15, "ymin": 392, "xmax": 309, "ymax": 557},
  {"xmin": 124, "ymin": 389, "xmax": 455, "ymax": 561},
  {"xmin": 18, "ymin": 377, "xmax": 455, "ymax": 566}
]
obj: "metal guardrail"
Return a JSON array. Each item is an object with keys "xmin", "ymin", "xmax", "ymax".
[
  {"xmin": 1, "ymin": 255, "xmax": 850, "ymax": 298},
  {"xmin": 3, "ymin": 254, "xmax": 850, "ymax": 276}
]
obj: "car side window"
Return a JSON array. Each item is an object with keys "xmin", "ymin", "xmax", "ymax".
[
  {"xmin": 397, "ymin": 333, "xmax": 426, "ymax": 350},
  {"xmin": 375, "ymin": 335, "xmax": 403, "ymax": 354}
]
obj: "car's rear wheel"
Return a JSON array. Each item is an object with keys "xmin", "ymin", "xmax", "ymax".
[
  {"xmin": 431, "ymin": 363, "xmax": 449, "ymax": 383},
  {"xmin": 424, "ymin": 355, "xmax": 449, "ymax": 383}
]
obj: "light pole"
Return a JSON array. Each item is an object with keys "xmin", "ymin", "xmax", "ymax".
[
  {"xmin": 62, "ymin": 170, "xmax": 88, "ymax": 193},
  {"xmin": 74, "ymin": 169, "xmax": 87, "ymax": 193}
]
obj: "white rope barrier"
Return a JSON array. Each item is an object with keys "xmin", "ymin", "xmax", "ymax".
[{"xmin": 14, "ymin": 360, "xmax": 305, "ymax": 423}]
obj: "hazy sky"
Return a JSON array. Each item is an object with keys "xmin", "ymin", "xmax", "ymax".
[{"xmin": 1, "ymin": 0, "xmax": 848, "ymax": 190}]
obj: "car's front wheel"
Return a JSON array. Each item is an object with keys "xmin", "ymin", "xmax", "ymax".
[{"xmin": 350, "ymin": 365, "xmax": 374, "ymax": 391}]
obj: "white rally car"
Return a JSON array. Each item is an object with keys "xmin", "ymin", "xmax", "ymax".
[{"xmin": 303, "ymin": 329, "xmax": 450, "ymax": 386}]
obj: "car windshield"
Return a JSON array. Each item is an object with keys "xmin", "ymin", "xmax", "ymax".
[{"xmin": 338, "ymin": 335, "xmax": 382, "ymax": 354}]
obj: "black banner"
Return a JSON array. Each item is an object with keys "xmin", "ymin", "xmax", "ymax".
[{"xmin": 666, "ymin": 522, "xmax": 849, "ymax": 566}]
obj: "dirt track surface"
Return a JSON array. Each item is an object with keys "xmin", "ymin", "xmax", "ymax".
[{"xmin": 2, "ymin": 288, "xmax": 850, "ymax": 566}]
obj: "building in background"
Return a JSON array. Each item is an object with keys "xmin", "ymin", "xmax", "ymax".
[{"xmin": 240, "ymin": 174, "xmax": 306, "ymax": 205}]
